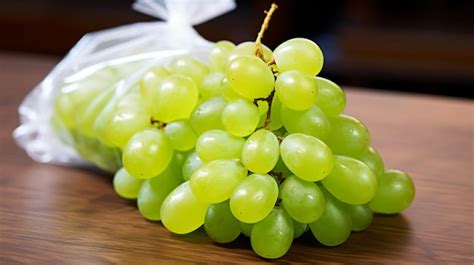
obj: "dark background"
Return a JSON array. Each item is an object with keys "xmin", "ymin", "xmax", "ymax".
[{"xmin": 1, "ymin": 0, "xmax": 473, "ymax": 98}]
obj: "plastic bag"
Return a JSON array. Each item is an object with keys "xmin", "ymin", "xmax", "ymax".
[{"xmin": 13, "ymin": 0, "xmax": 236, "ymax": 171}]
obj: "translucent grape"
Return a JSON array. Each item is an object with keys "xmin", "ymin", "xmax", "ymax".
[
  {"xmin": 76, "ymin": 87, "xmax": 115, "ymax": 137},
  {"xmin": 195, "ymin": 129, "xmax": 245, "ymax": 162},
  {"xmin": 251, "ymin": 208, "xmax": 294, "ymax": 259},
  {"xmin": 280, "ymin": 175, "xmax": 326, "ymax": 223},
  {"xmin": 190, "ymin": 97, "xmax": 227, "ymax": 135},
  {"xmin": 230, "ymin": 174, "xmax": 278, "ymax": 223},
  {"xmin": 190, "ymin": 159, "xmax": 247, "ymax": 203},
  {"xmin": 293, "ymin": 220, "xmax": 308, "ymax": 239},
  {"xmin": 139, "ymin": 68, "xmax": 169, "ymax": 114},
  {"xmin": 222, "ymin": 99, "xmax": 260, "ymax": 137},
  {"xmin": 122, "ymin": 128, "xmax": 173, "ymax": 179},
  {"xmin": 347, "ymin": 204, "xmax": 373, "ymax": 232},
  {"xmin": 168, "ymin": 55, "xmax": 209, "ymax": 84},
  {"xmin": 322, "ymin": 156, "xmax": 377, "ymax": 205},
  {"xmin": 221, "ymin": 77, "xmax": 245, "ymax": 102},
  {"xmin": 369, "ymin": 170, "xmax": 415, "ymax": 214},
  {"xmin": 113, "ymin": 168, "xmax": 144, "ymax": 199},
  {"xmin": 274, "ymin": 38, "xmax": 324, "ymax": 76},
  {"xmin": 268, "ymin": 95, "xmax": 283, "ymax": 130},
  {"xmin": 326, "ymin": 114, "xmax": 371, "ymax": 156},
  {"xmin": 226, "ymin": 56, "xmax": 275, "ymax": 100},
  {"xmin": 280, "ymin": 133, "xmax": 334, "ymax": 182},
  {"xmin": 240, "ymin": 221, "xmax": 253, "ymax": 237},
  {"xmin": 314, "ymin": 77, "xmax": 346, "ymax": 116},
  {"xmin": 154, "ymin": 75, "xmax": 199, "ymax": 123},
  {"xmin": 208, "ymin": 40, "xmax": 236, "ymax": 72},
  {"xmin": 354, "ymin": 146, "xmax": 385, "ymax": 176},
  {"xmin": 204, "ymin": 201, "xmax": 241, "ymax": 243},
  {"xmin": 227, "ymin": 41, "xmax": 273, "ymax": 64},
  {"xmin": 275, "ymin": 70, "xmax": 318, "ymax": 111},
  {"xmin": 164, "ymin": 120, "xmax": 197, "ymax": 151},
  {"xmin": 200, "ymin": 72, "xmax": 225, "ymax": 100},
  {"xmin": 281, "ymin": 104, "xmax": 330, "ymax": 140},
  {"xmin": 182, "ymin": 152, "xmax": 204, "ymax": 181},
  {"xmin": 241, "ymin": 129, "xmax": 279, "ymax": 174},
  {"xmin": 160, "ymin": 181, "xmax": 209, "ymax": 234}
]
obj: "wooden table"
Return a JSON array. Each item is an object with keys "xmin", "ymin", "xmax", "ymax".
[{"xmin": 0, "ymin": 53, "xmax": 472, "ymax": 264}]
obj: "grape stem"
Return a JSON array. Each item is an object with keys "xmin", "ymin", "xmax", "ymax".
[
  {"xmin": 150, "ymin": 117, "xmax": 166, "ymax": 130},
  {"xmin": 255, "ymin": 3, "xmax": 278, "ymax": 60}
]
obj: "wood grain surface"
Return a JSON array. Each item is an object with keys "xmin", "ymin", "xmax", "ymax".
[{"xmin": 0, "ymin": 53, "xmax": 472, "ymax": 264}]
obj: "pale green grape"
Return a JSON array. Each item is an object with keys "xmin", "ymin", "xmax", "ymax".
[
  {"xmin": 199, "ymin": 72, "xmax": 225, "ymax": 99},
  {"xmin": 281, "ymin": 104, "xmax": 330, "ymax": 140},
  {"xmin": 280, "ymin": 133, "xmax": 334, "ymax": 181},
  {"xmin": 230, "ymin": 174, "xmax": 278, "ymax": 223},
  {"xmin": 309, "ymin": 191, "xmax": 352, "ymax": 246},
  {"xmin": 241, "ymin": 129, "xmax": 279, "ymax": 174},
  {"xmin": 190, "ymin": 97, "xmax": 227, "ymax": 135},
  {"xmin": 280, "ymin": 175, "xmax": 326, "ymax": 223},
  {"xmin": 240, "ymin": 221, "xmax": 253, "ymax": 237},
  {"xmin": 221, "ymin": 77, "xmax": 245, "ymax": 102},
  {"xmin": 293, "ymin": 220, "xmax": 308, "ymax": 239},
  {"xmin": 322, "ymin": 156, "xmax": 377, "ymax": 205},
  {"xmin": 268, "ymin": 95, "xmax": 283, "ymax": 130},
  {"xmin": 251, "ymin": 208, "xmax": 293, "ymax": 259},
  {"xmin": 347, "ymin": 204, "xmax": 373, "ymax": 232},
  {"xmin": 208, "ymin": 40, "xmax": 235, "ymax": 72},
  {"xmin": 256, "ymin": 100, "xmax": 269, "ymax": 128},
  {"xmin": 154, "ymin": 75, "xmax": 198, "ymax": 123},
  {"xmin": 204, "ymin": 200, "xmax": 241, "ymax": 243},
  {"xmin": 190, "ymin": 159, "xmax": 247, "ymax": 203},
  {"xmin": 314, "ymin": 77, "xmax": 346, "ymax": 116},
  {"xmin": 168, "ymin": 55, "xmax": 209, "ymax": 84},
  {"xmin": 326, "ymin": 114, "xmax": 370, "ymax": 156},
  {"xmin": 164, "ymin": 120, "xmax": 197, "ymax": 151},
  {"xmin": 139, "ymin": 68, "xmax": 169, "ymax": 114},
  {"xmin": 222, "ymin": 99, "xmax": 260, "ymax": 137},
  {"xmin": 182, "ymin": 152, "xmax": 204, "ymax": 181},
  {"xmin": 369, "ymin": 170, "xmax": 415, "ymax": 214},
  {"xmin": 274, "ymin": 38, "xmax": 324, "ymax": 75},
  {"xmin": 76, "ymin": 86, "xmax": 116, "ymax": 137},
  {"xmin": 275, "ymin": 70, "xmax": 318, "ymax": 111},
  {"xmin": 227, "ymin": 41, "xmax": 273, "ymax": 64},
  {"xmin": 113, "ymin": 167, "xmax": 144, "ymax": 199},
  {"xmin": 354, "ymin": 147, "xmax": 385, "ymax": 176},
  {"xmin": 137, "ymin": 163, "xmax": 182, "ymax": 221},
  {"xmin": 195, "ymin": 129, "xmax": 245, "ymax": 162},
  {"xmin": 160, "ymin": 181, "xmax": 209, "ymax": 234},
  {"xmin": 226, "ymin": 56, "xmax": 275, "ymax": 100},
  {"xmin": 122, "ymin": 128, "xmax": 173, "ymax": 179}
]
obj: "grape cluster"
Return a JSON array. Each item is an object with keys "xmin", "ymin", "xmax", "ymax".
[{"xmin": 53, "ymin": 38, "xmax": 415, "ymax": 259}]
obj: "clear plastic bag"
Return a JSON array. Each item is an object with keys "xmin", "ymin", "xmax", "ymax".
[{"xmin": 13, "ymin": 0, "xmax": 236, "ymax": 171}]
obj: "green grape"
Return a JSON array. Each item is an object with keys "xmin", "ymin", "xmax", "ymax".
[
  {"xmin": 221, "ymin": 77, "xmax": 245, "ymax": 102},
  {"xmin": 226, "ymin": 56, "xmax": 275, "ymax": 100},
  {"xmin": 222, "ymin": 99, "xmax": 260, "ymax": 137},
  {"xmin": 190, "ymin": 159, "xmax": 247, "ymax": 203},
  {"xmin": 354, "ymin": 147, "xmax": 385, "ymax": 176},
  {"xmin": 240, "ymin": 221, "xmax": 253, "ymax": 237},
  {"xmin": 281, "ymin": 104, "xmax": 330, "ymax": 141},
  {"xmin": 268, "ymin": 95, "xmax": 283, "ymax": 130},
  {"xmin": 182, "ymin": 152, "xmax": 204, "ymax": 181},
  {"xmin": 168, "ymin": 55, "xmax": 209, "ymax": 84},
  {"xmin": 241, "ymin": 129, "xmax": 279, "ymax": 174},
  {"xmin": 326, "ymin": 114, "xmax": 371, "ymax": 156},
  {"xmin": 275, "ymin": 70, "xmax": 318, "ymax": 111},
  {"xmin": 164, "ymin": 120, "xmax": 197, "ymax": 151},
  {"xmin": 154, "ymin": 75, "xmax": 199, "ymax": 123},
  {"xmin": 273, "ymin": 156, "xmax": 292, "ymax": 178},
  {"xmin": 293, "ymin": 219, "xmax": 308, "ymax": 239},
  {"xmin": 137, "ymin": 163, "xmax": 182, "ymax": 221},
  {"xmin": 347, "ymin": 204, "xmax": 373, "ymax": 232},
  {"xmin": 369, "ymin": 170, "xmax": 415, "ymax": 214},
  {"xmin": 113, "ymin": 168, "xmax": 144, "ymax": 199},
  {"xmin": 256, "ymin": 100, "xmax": 269, "ymax": 128},
  {"xmin": 195, "ymin": 129, "xmax": 245, "ymax": 162},
  {"xmin": 322, "ymin": 156, "xmax": 377, "ymax": 205},
  {"xmin": 227, "ymin": 41, "xmax": 273, "ymax": 64},
  {"xmin": 204, "ymin": 201, "xmax": 241, "ymax": 243},
  {"xmin": 190, "ymin": 97, "xmax": 227, "ymax": 135},
  {"xmin": 76, "ymin": 86, "xmax": 116, "ymax": 137},
  {"xmin": 199, "ymin": 72, "xmax": 225, "ymax": 100},
  {"xmin": 230, "ymin": 174, "xmax": 278, "ymax": 223},
  {"xmin": 160, "ymin": 181, "xmax": 209, "ymax": 234},
  {"xmin": 122, "ymin": 128, "xmax": 173, "ymax": 179},
  {"xmin": 208, "ymin": 40, "xmax": 236, "ymax": 72},
  {"xmin": 280, "ymin": 133, "xmax": 334, "ymax": 182},
  {"xmin": 139, "ymin": 68, "xmax": 169, "ymax": 114},
  {"xmin": 314, "ymin": 77, "xmax": 346, "ymax": 116},
  {"xmin": 274, "ymin": 38, "xmax": 324, "ymax": 76},
  {"xmin": 309, "ymin": 191, "xmax": 352, "ymax": 247},
  {"xmin": 251, "ymin": 207, "xmax": 294, "ymax": 259},
  {"xmin": 280, "ymin": 175, "xmax": 326, "ymax": 223}
]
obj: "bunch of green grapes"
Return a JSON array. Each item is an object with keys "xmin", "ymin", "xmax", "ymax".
[{"xmin": 52, "ymin": 37, "xmax": 415, "ymax": 259}]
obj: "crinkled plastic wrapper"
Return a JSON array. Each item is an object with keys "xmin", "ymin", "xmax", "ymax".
[{"xmin": 13, "ymin": 0, "xmax": 236, "ymax": 172}]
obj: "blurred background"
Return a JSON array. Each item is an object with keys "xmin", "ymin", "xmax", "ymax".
[{"xmin": 1, "ymin": 0, "xmax": 473, "ymax": 98}]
